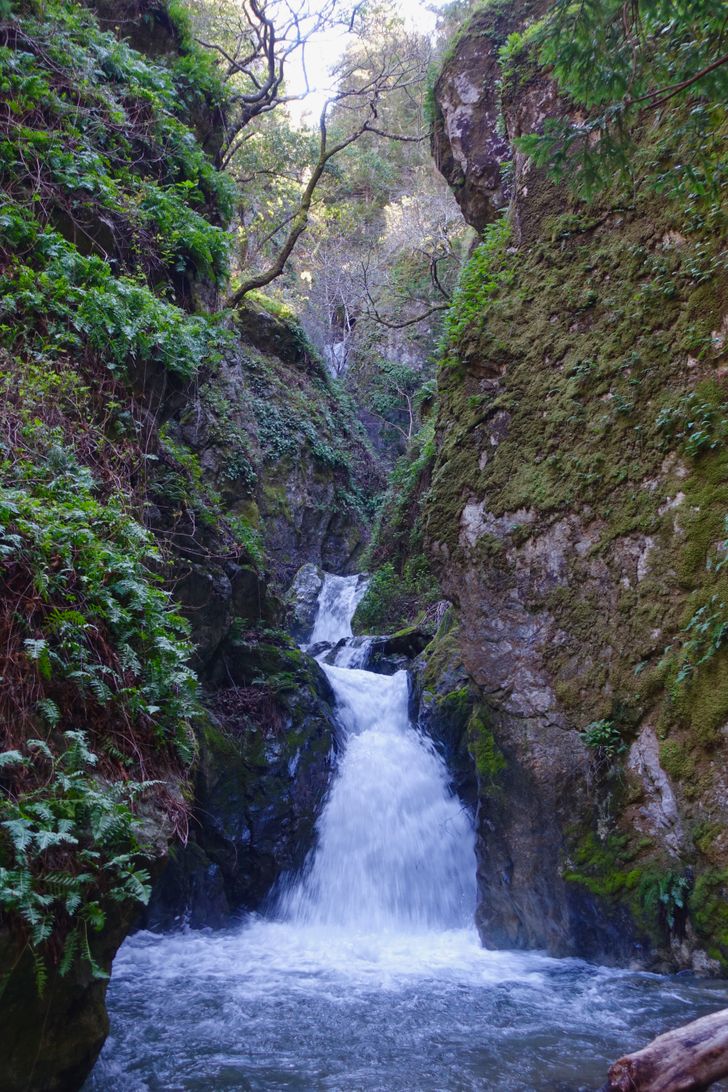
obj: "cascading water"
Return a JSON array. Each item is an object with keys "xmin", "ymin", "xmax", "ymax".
[
  {"xmin": 86, "ymin": 574, "xmax": 728, "ymax": 1092},
  {"xmin": 307, "ymin": 572, "xmax": 368, "ymax": 646},
  {"xmin": 284, "ymin": 580, "xmax": 476, "ymax": 930}
]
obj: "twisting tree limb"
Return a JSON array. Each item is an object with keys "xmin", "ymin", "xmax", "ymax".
[
  {"xmin": 196, "ymin": 0, "xmax": 358, "ymax": 167},
  {"xmin": 225, "ymin": 43, "xmax": 428, "ymax": 305}
]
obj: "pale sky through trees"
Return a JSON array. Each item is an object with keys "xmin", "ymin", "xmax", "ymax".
[{"xmin": 286, "ymin": 0, "xmax": 444, "ymax": 122}]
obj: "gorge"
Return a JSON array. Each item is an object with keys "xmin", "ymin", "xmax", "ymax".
[
  {"xmin": 0, "ymin": 0, "xmax": 727, "ymax": 1088},
  {"xmin": 86, "ymin": 576, "xmax": 728, "ymax": 1091}
]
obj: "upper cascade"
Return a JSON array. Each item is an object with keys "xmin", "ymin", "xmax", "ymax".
[{"xmin": 307, "ymin": 572, "xmax": 368, "ymax": 648}]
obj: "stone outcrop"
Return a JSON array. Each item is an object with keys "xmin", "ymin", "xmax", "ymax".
[
  {"xmin": 286, "ymin": 563, "xmax": 325, "ymax": 645},
  {"xmin": 0, "ymin": 923, "xmax": 123, "ymax": 1092},
  {"xmin": 431, "ymin": 0, "xmax": 550, "ymax": 235},
  {"xmin": 144, "ymin": 637, "xmax": 340, "ymax": 929},
  {"xmin": 427, "ymin": 0, "xmax": 728, "ymax": 968}
]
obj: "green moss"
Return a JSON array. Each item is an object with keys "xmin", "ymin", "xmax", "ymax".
[
  {"xmin": 692, "ymin": 821, "xmax": 724, "ymax": 860},
  {"xmin": 564, "ymin": 831, "xmax": 692, "ymax": 942},
  {"xmin": 658, "ymin": 739, "xmax": 696, "ymax": 781},
  {"xmin": 689, "ymin": 870, "xmax": 728, "ymax": 965},
  {"xmin": 468, "ymin": 707, "xmax": 506, "ymax": 783},
  {"xmin": 425, "ymin": 121, "xmax": 728, "ymax": 807},
  {"xmin": 247, "ymin": 290, "xmax": 297, "ymax": 322},
  {"xmin": 436, "ymin": 685, "xmax": 471, "ymax": 715}
]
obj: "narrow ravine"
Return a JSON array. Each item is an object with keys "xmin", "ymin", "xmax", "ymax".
[{"xmin": 86, "ymin": 576, "xmax": 728, "ymax": 1091}]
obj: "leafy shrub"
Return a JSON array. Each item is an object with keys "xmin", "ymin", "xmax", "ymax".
[
  {"xmin": 513, "ymin": 0, "xmax": 728, "ymax": 206},
  {"xmin": 0, "ymin": 452, "xmax": 197, "ymax": 979},
  {"xmin": 0, "ymin": 220, "xmax": 224, "ymax": 379},
  {"xmin": 0, "ymin": 732, "xmax": 157, "ymax": 989},
  {"xmin": 580, "ymin": 718, "xmax": 626, "ymax": 758},
  {"xmin": 0, "ymin": 452, "xmax": 198, "ymax": 762},
  {"xmin": 353, "ymin": 555, "xmax": 441, "ymax": 636},
  {"xmin": 656, "ymin": 389, "xmax": 728, "ymax": 458},
  {"xmin": 228, "ymin": 515, "xmax": 265, "ymax": 572}
]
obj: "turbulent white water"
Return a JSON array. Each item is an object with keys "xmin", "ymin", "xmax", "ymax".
[
  {"xmin": 281, "ymin": 663, "xmax": 476, "ymax": 931},
  {"xmin": 289, "ymin": 571, "xmax": 476, "ymax": 930},
  {"xmin": 86, "ymin": 573, "xmax": 728, "ymax": 1092},
  {"xmin": 307, "ymin": 572, "xmax": 367, "ymax": 646}
]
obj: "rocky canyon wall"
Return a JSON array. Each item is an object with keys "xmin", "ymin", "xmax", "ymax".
[{"xmin": 426, "ymin": 0, "xmax": 728, "ymax": 971}]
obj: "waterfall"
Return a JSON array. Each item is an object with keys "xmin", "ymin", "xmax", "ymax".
[
  {"xmin": 87, "ymin": 571, "xmax": 728, "ymax": 1092},
  {"xmin": 281, "ymin": 573, "xmax": 476, "ymax": 931},
  {"xmin": 307, "ymin": 572, "xmax": 368, "ymax": 646}
]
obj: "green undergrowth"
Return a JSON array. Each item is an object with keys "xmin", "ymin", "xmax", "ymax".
[
  {"xmin": 352, "ymin": 555, "xmax": 441, "ymax": 636},
  {"xmin": 0, "ymin": 0, "xmax": 242, "ymax": 987},
  {"xmin": 0, "ymin": 207, "xmax": 226, "ymax": 381},
  {"xmin": 352, "ymin": 415, "xmax": 442, "ymax": 633},
  {"xmin": 564, "ymin": 831, "xmax": 691, "ymax": 947},
  {"xmin": 0, "ymin": 0, "xmax": 233, "ymax": 261},
  {"xmin": 0, "ymin": 450, "xmax": 198, "ymax": 985}
]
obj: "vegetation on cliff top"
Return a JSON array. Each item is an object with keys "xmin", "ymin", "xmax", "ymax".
[{"xmin": 514, "ymin": 0, "xmax": 727, "ymax": 203}]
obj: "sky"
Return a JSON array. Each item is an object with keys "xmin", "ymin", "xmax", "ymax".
[{"xmin": 286, "ymin": 0, "xmax": 445, "ymax": 123}]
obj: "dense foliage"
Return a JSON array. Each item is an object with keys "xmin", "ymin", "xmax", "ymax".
[
  {"xmin": 0, "ymin": 0, "xmax": 231, "ymax": 983},
  {"xmin": 511, "ymin": 0, "xmax": 728, "ymax": 202},
  {"xmin": 0, "ymin": 451, "xmax": 197, "ymax": 982}
]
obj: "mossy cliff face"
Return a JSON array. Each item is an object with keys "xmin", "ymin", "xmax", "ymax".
[{"xmin": 428, "ymin": 1, "xmax": 728, "ymax": 969}]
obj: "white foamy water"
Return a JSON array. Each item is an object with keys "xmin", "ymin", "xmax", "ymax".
[
  {"xmin": 307, "ymin": 572, "xmax": 367, "ymax": 646},
  {"xmin": 281, "ymin": 664, "xmax": 475, "ymax": 931},
  {"xmin": 86, "ymin": 574, "xmax": 728, "ymax": 1092}
]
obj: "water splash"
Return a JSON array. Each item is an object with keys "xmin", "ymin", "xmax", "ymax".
[
  {"xmin": 280, "ymin": 665, "xmax": 476, "ymax": 930},
  {"xmin": 86, "ymin": 572, "xmax": 728, "ymax": 1092}
]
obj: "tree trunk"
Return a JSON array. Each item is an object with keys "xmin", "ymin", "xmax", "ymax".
[{"xmin": 603, "ymin": 1008, "xmax": 728, "ymax": 1091}]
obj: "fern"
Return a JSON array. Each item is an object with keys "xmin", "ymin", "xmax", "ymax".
[
  {"xmin": 33, "ymin": 951, "xmax": 48, "ymax": 997},
  {"xmin": 0, "ymin": 733, "xmax": 161, "ymax": 986}
]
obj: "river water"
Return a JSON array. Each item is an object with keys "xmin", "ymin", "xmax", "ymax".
[{"xmin": 87, "ymin": 574, "xmax": 728, "ymax": 1091}]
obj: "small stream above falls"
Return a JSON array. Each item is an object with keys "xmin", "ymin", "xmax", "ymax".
[{"xmin": 87, "ymin": 574, "xmax": 728, "ymax": 1092}]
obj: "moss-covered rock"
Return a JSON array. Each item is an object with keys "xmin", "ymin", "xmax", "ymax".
[{"xmin": 426, "ymin": 0, "xmax": 728, "ymax": 969}]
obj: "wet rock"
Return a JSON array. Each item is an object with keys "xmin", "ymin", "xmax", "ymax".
[
  {"xmin": 409, "ymin": 620, "xmax": 477, "ymax": 808},
  {"xmin": 287, "ymin": 563, "xmax": 324, "ymax": 644},
  {"xmin": 0, "ymin": 928, "xmax": 114, "ymax": 1092},
  {"xmin": 143, "ymin": 641, "xmax": 339, "ymax": 928}
]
